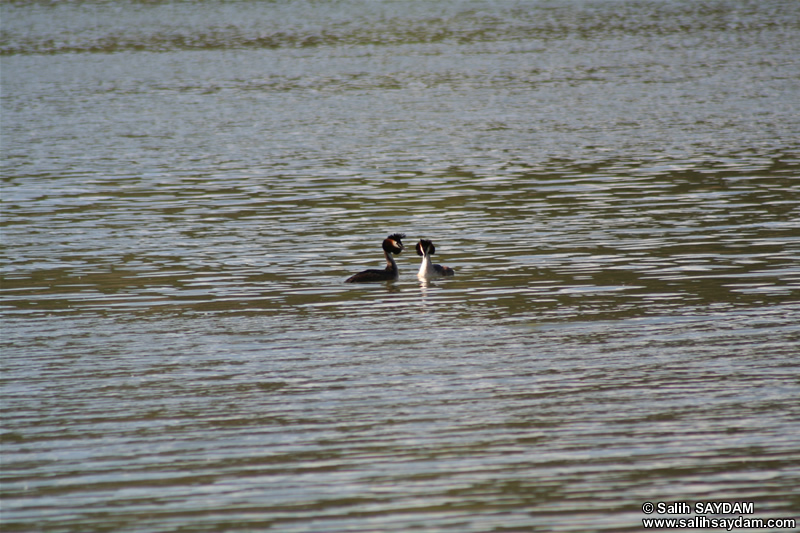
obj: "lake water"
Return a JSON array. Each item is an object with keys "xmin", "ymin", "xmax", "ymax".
[{"xmin": 2, "ymin": 0, "xmax": 799, "ymax": 531}]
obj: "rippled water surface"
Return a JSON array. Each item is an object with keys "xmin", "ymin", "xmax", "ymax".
[{"xmin": 2, "ymin": 0, "xmax": 800, "ymax": 531}]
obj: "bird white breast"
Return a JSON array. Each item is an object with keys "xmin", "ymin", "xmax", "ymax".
[{"xmin": 418, "ymin": 255, "xmax": 439, "ymax": 279}]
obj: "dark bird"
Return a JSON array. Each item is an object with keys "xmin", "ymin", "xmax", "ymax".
[{"xmin": 345, "ymin": 233, "xmax": 406, "ymax": 283}]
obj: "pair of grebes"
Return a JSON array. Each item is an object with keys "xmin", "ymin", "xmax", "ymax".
[{"xmin": 345, "ymin": 233, "xmax": 455, "ymax": 283}]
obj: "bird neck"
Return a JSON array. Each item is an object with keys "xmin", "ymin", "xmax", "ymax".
[
  {"xmin": 418, "ymin": 254, "xmax": 435, "ymax": 278},
  {"xmin": 384, "ymin": 250, "xmax": 398, "ymax": 273}
]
